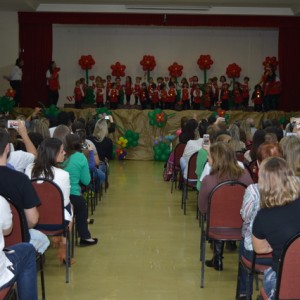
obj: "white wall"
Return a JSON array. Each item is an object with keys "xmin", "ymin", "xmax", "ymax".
[
  {"xmin": 0, "ymin": 12, "xmax": 19, "ymax": 95},
  {"xmin": 53, "ymin": 25, "xmax": 278, "ymax": 107}
]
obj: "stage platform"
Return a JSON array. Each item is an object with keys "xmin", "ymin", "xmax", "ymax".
[{"xmin": 13, "ymin": 107, "xmax": 298, "ymax": 160}]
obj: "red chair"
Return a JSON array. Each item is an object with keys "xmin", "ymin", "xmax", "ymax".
[
  {"xmin": 0, "ymin": 284, "xmax": 17, "ymax": 300},
  {"xmin": 31, "ymin": 178, "xmax": 71, "ymax": 284},
  {"xmin": 4, "ymin": 197, "xmax": 45, "ymax": 300},
  {"xmin": 170, "ymin": 143, "xmax": 186, "ymax": 193},
  {"xmin": 236, "ymin": 251, "xmax": 272, "ymax": 300},
  {"xmin": 200, "ymin": 180, "xmax": 247, "ymax": 288},
  {"xmin": 181, "ymin": 152, "xmax": 198, "ymax": 215},
  {"xmin": 261, "ymin": 232, "xmax": 300, "ymax": 300}
]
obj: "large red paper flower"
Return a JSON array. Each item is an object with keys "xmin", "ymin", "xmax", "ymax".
[
  {"xmin": 140, "ymin": 55, "xmax": 156, "ymax": 71},
  {"xmin": 168, "ymin": 62, "xmax": 183, "ymax": 78},
  {"xmin": 78, "ymin": 55, "xmax": 95, "ymax": 70},
  {"xmin": 263, "ymin": 56, "xmax": 278, "ymax": 70},
  {"xmin": 197, "ymin": 55, "xmax": 213, "ymax": 70},
  {"xmin": 111, "ymin": 62, "xmax": 126, "ymax": 77},
  {"xmin": 226, "ymin": 63, "xmax": 241, "ymax": 78}
]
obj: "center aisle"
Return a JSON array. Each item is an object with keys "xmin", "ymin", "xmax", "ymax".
[{"xmin": 45, "ymin": 161, "xmax": 239, "ymax": 300}]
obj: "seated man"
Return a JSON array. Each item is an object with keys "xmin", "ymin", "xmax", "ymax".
[
  {"xmin": 0, "ymin": 128, "xmax": 49, "ymax": 254},
  {"xmin": 0, "ymin": 195, "xmax": 38, "ymax": 300}
]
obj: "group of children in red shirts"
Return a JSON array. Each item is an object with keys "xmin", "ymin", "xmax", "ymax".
[{"xmin": 73, "ymin": 74, "xmax": 268, "ymax": 111}]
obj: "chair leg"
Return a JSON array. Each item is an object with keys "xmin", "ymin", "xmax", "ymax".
[
  {"xmin": 65, "ymin": 232, "xmax": 70, "ymax": 284},
  {"xmin": 201, "ymin": 235, "xmax": 206, "ymax": 288},
  {"xmin": 184, "ymin": 184, "xmax": 187, "ymax": 215},
  {"xmin": 40, "ymin": 254, "xmax": 46, "ymax": 300}
]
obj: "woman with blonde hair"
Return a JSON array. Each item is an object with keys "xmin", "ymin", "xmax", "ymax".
[
  {"xmin": 238, "ymin": 142, "xmax": 283, "ymax": 299},
  {"xmin": 279, "ymin": 135, "xmax": 300, "ymax": 177},
  {"xmin": 228, "ymin": 123, "xmax": 245, "ymax": 152},
  {"xmin": 89, "ymin": 118, "xmax": 113, "ymax": 162},
  {"xmin": 252, "ymin": 157, "xmax": 300, "ymax": 299},
  {"xmin": 198, "ymin": 142, "xmax": 253, "ymax": 271}
]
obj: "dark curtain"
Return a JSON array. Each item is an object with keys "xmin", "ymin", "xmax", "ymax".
[
  {"xmin": 278, "ymin": 27, "xmax": 300, "ymax": 111},
  {"xmin": 19, "ymin": 21, "xmax": 52, "ymax": 107}
]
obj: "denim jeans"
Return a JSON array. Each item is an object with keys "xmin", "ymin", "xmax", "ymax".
[
  {"xmin": 263, "ymin": 267, "xmax": 276, "ymax": 300},
  {"xmin": 1, "ymin": 243, "xmax": 38, "ymax": 300},
  {"xmin": 238, "ymin": 238, "xmax": 272, "ymax": 295}
]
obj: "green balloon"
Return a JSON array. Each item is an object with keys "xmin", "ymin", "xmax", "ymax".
[
  {"xmin": 132, "ymin": 141, "xmax": 138, "ymax": 147},
  {"xmin": 133, "ymin": 132, "xmax": 139, "ymax": 140},
  {"xmin": 150, "ymin": 119, "xmax": 155, "ymax": 126},
  {"xmin": 161, "ymin": 154, "xmax": 168, "ymax": 161}
]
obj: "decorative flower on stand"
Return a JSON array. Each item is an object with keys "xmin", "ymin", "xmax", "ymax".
[
  {"xmin": 78, "ymin": 55, "xmax": 95, "ymax": 70},
  {"xmin": 148, "ymin": 108, "xmax": 167, "ymax": 128},
  {"xmin": 78, "ymin": 55, "xmax": 96, "ymax": 104},
  {"xmin": 116, "ymin": 149, "xmax": 127, "ymax": 160},
  {"xmin": 226, "ymin": 63, "xmax": 241, "ymax": 79},
  {"xmin": 197, "ymin": 55, "xmax": 213, "ymax": 83},
  {"xmin": 168, "ymin": 62, "xmax": 183, "ymax": 79},
  {"xmin": 263, "ymin": 56, "xmax": 278, "ymax": 71},
  {"xmin": 140, "ymin": 55, "xmax": 156, "ymax": 81},
  {"xmin": 111, "ymin": 62, "xmax": 126, "ymax": 77}
]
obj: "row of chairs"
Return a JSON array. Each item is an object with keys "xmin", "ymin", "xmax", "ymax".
[{"xmin": 169, "ymin": 142, "xmax": 300, "ymax": 299}]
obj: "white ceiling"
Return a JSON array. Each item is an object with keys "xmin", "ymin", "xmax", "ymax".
[{"xmin": 1, "ymin": 0, "xmax": 300, "ymax": 15}]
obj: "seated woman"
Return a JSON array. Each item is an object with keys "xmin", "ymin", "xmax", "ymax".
[
  {"xmin": 252, "ymin": 157, "xmax": 300, "ymax": 299},
  {"xmin": 238, "ymin": 142, "xmax": 283, "ymax": 299},
  {"xmin": 25, "ymin": 138, "xmax": 73, "ymax": 263},
  {"xmin": 0, "ymin": 195, "xmax": 38, "ymax": 300},
  {"xmin": 72, "ymin": 121, "xmax": 105, "ymax": 187},
  {"xmin": 198, "ymin": 142, "xmax": 253, "ymax": 271},
  {"xmin": 62, "ymin": 134, "xmax": 98, "ymax": 247}
]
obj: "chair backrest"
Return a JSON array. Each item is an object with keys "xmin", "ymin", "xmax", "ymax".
[
  {"xmin": 207, "ymin": 180, "xmax": 247, "ymax": 231},
  {"xmin": 276, "ymin": 232, "xmax": 300, "ymax": 300},
  {"xmin": 186, "ymin": 151, "xmax": 198, "ymax": 180},
  {"xmin": 173, "ymin": 143, "xmax": 186, "ymax": 168},
  {"xmin": 31, "ymin": 178, "xmax": 65, "ymax": 233},
  {"xmin": 4, "ymin": 197, "xmax": 27, "ymax": 247}
]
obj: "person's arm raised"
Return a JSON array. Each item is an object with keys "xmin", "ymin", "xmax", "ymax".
[{"xmin": 17, "ymin": 120, "xmax": 37, "ymax": 158}]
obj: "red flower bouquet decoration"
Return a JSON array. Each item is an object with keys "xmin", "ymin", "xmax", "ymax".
[
  {"xmin": 78, "ymin": 55, "xmax": 95, "ymax": 87},
  {"xmin": 140, "ymin": 55, "xmax": 156, "ymax": 81},
  {"xmin": 111, "ymin": 62, "xmax": 126, "ymax": 77},
  {"xmin": 78, "ymin": 55, "xmax": 95, "ymax": 70},
  {"xmin": 197, "ymin": 55, "xmax": 213, "ymax": 70},
  {"xmin": 168, "ymin": 62, "xmax": 183, "ymax": 79},
  {"xmin": 197, "ymin": 54, "xmax": 213, "ymax": 83},
  {"xmin": 263, "ymin": 56, "xmax": 278, "ymax": 71},
  {"xmin": 226, "ymin": 63, "xmax": 241, "ymax": 79}
]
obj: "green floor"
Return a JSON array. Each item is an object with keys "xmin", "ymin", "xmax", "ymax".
[{"xmin": 42, "ymin": 160, "xmax": 258, "ymax": 300}]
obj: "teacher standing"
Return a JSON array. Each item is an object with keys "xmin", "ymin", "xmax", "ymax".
[
  {"xmin": 4, "ymin": 58, "xmax": 23, "ymax": 106},
  {"xmin": 46, "ymin": 61, "xmax": 60, "ymax": 106}
]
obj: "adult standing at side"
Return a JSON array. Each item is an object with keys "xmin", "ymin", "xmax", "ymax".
[
  {"xmin": 46, "ymin": 61, "xmax": 60, "ymax": 106},
  {"xmin": 3, "ymin": 58, "xmax": 24, "ymax": 106}
]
